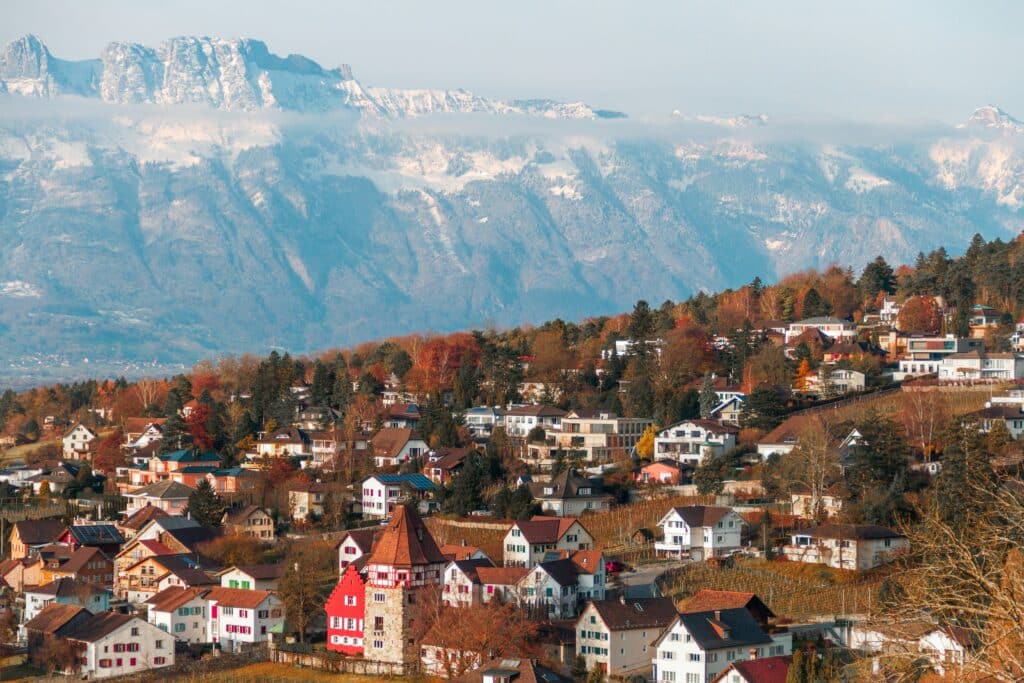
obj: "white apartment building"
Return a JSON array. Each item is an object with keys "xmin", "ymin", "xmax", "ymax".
[
  {"xmin": 653, "ymin": 420, "xmax": 739, "ymax": 467},
  {"xmin": 656, "ymin": 506, "xmax": 744, "ymax": 561}
]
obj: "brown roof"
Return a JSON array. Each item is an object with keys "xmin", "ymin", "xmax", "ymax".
[
  {"xmin": 205, "ymin": 586, "xmax": 274, "ymax": 609},
  {"xmin": 452, "ymin": 657, "xmax": 571, "ymax": 683},
  {"xmin": 504, "ymin": 405, "xmax": 567, "ymax": 418},
  {"xmin": 146, "ymin": 586, "xmax": 210, "ymax": 613},
  {"xmin": 29, "ymin": 577, "xmax": 104, "ymax": 598},
  {"xmin": 23, "ymin": 603, "xmax": 90, "ymax": 635},
  {"xmin": 662, "ymin": 419, "xmax": 740, "ymax": 435},
  {"xmin": 366, "ymin": 504, "xmax": 446, "ymax": 568},
  {"xmin": 670, "ymin": 506, "xmax": 734, "ymax": 528},
  {"xmin": 371, "ymin": 428, "xmax": 424, "ymax": 459},
  {"xmin": 439, "ymin": 544, "xmax": 483, "ymax": 561},
  {"xmin": 120, "ymin": 504, "xmax": 170, "ymax": 530},
  {"xmin": 569, "ymin": 549, "xmax": 603, "ymax": 575},
  {"xmin": 223, "ymin": 504, "xmax": 267, "ymax": 525},
  {"xmin": 336, "ymin": 527, "xmax": 379, "ymax": 554},
  {"xmin": 512, "ymin": 516, "xmax": 583, "ymax": 544},
  {"xmin": 224, "ymin": 564, "xmax": 285, "ymax": 580},
  {"xmin": 680, "ymin": 590, "xmax": 775, "ymax": 619},
  {"xmin": 12, "ymin": 519, "xmax": 65, "ymax": 546},
  {"xmin": 475, "ymin": 566, "xmax": 529, "ymax": 585},
  {"xmin": 67, "ymin": 611, "xmax": 138, "ymax": 642},
  {"xmin": 529, "ymin": 469, "xmax": 608, "ymax": 500},
  {"xmin": 757, "ymin": 414, "xmax": 814, "ymax": 447},
  {"xmin": 590, "ymin": 597, "xmax": 678, "ymax": 630},
  {"xmin": 124, "ymin": 417, "xmax": 166, "ymax": 435},
  {"xmin": 58, "ymin": 547, "xmax": 108, "ymax": 575}
]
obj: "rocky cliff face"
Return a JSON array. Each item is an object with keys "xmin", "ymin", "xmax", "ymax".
[{"xmin": 0, "ymin": 36, "xmax": 1023, "ymax": 374}]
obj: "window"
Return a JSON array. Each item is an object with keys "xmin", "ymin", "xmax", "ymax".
[
  {"xmin": 374, "ymin": 616, "xmax": 384, "ymax": 630},
  {"xmin": 330, "ymin": 617, "xmax": 341, "ymax": 628},
  {"xmin": 689, "ymin": 653, "xmax": 701, "ymax": 662},
  {"xmin": 670, "ymin": 632, "xmax": 680, "ymax": 641},
  {"xmin": 373, "ymin": 592, "xmax": 386, "ymax": 603},
  {"xmin": 258, "ymin": 610, "xmax": 268, "ymax": 619},
  {"xmin": 154, "ymin": 657, "xmax": 166, "ymax": 665},
  {"xmin": 344, "ymin": 595, "xmax": 357, "ymax": 606},
  {"xmin": 174, "ymin": 623, "xmax": 186, "ymax": 632},
  {"xmin": 660, "ymin": 672, "xmax": 676, "ymax": 682},
  {"xmin": 661, "ymin": 650, "xmax": 674, "ymax": 659},
  {"xmin": 130, "ymin": 627, "xmax": 139, "ymax": 636},
  {"xmin": 373, "ymin": 640, "xmax": 383, "ymax": 649}
]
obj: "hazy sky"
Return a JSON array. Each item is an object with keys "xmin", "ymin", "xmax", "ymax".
[{"xmin": 4, "ymin": 0, "xmax": 1022, "ymax": 122}]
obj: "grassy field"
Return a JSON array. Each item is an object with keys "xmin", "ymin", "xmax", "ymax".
[
  {"xmin": 191, "ymin": 662, "xmax": 425, "ymax": 682},
  {"xmin": 0, "ymin": 438, "xmax": 60, "ymax": 465}
]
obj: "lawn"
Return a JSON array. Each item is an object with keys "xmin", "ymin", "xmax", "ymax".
[{"xmin": 194, "ymin": 662, "xmax": 426, "ymax": 682}]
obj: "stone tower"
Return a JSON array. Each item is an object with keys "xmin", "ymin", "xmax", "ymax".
[{"xmin": 362, "ymin": 504, "xmax": 446, "ymax": 665}]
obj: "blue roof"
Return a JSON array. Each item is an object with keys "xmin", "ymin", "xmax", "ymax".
[
  {"xmin": 372, "ymin": 473, "xmax": 437, "ymax": 490},
  {"xmin": 159, "ymin": 450, "xmax": 221, "ymax": 463},
  {"xmin": 212, "ymin": 467, "xmax": 246, "ymax": 476},
  {"xmin": 178, "ymin": 465, "xmax": 220, "ymax": 474}
]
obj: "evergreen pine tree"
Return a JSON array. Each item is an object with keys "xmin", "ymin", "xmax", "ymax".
[
  {"xmin": 184, "ymin": 479, "xmax": 227, "ymax": 527},
  {"xmin": 698, "ymin": 373, "xmax": 718, "ymax": 419}
]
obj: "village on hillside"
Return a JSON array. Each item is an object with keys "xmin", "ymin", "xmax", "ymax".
[{"xmin": 2, "ymin": 237, "xmax": 1024, "ymax": 681}]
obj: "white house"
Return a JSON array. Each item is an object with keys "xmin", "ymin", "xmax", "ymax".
[
  {"xmin": 123, "ymin": 480, "xmax": 194, "ymax": 516},
  {"xmin": 653, "ymin": 420, "xmax": 740, "ymax": 467},
  {"xmin": 516, "ymin": 558, "xmax": 580, "ymax": 618},
  {"xmin": 23, "ymin": 579, "xmax": 109, "ymax": 624},
  {"xmin": 207, "ymin": 587, "xmax": 284, "ymax": 653},
  {"xmin": 63, "ymin": 423, "xmax": 97, "ymax": 459},
  {"xmin": 653, "ymin": 608, "xmax": 791, "ymax": 683},
  {"xmin": 502, "ymin": 405, "xmax": 567, "ymax": 438},
  {"xmin": 783, "ymin": 524, "xmax": 909, "ymax": 571},
  {"xmin": 785, "ymin": 317, "xmax": 857, "ymax": 344},
  {"xmin": 709, "ymin": 396, "xmax": 745, "ymax": 426},
  {"xmin": 442, "ymin": 558, "xmax": 494, "ymax": 607},
  {"xmin": 336, "ymin": 527, "xmax": 378, "ymax": 572},
  {"xmin": 528, "ymin": 468, "xmax": 613, "ymax": 517},
  {"xmin": 360, "ymin": 473, "xmax": 438, "ymax": 519},
  {"xmin": 938, "ymin": 351, "xmax": 1024, "ymax": 381},
  {"xmin": 217, "ymin": 565, "xmax": 284, "ymax": 592},
  {"xmin": 68, "ymin": 612, "xmax": 174, "ymax": 679},
  {"xmin": 898, "ymin": 335, "xmax": 984, "ymax": 377},
  {"xmin": 805, "ymin": 368, "xmax": 866, "ymax": 396},
  {"xmin": 656, "ymin": 506, "xmax": 744, "ymax": 561},
  {"xmin": 848, "ymin": 621, "xmax": 972, "ymax": 677},
  {"xmin": 503, "ymin": 516, "xmax": 594, "ymax": 568},
  {"xmin": 464, "ymin": 407, "xmax": 504, "ymax": 440},
  {"xmin": 146, "ymin": 586, "xmax": 209, "ymax": 644},
  {"xmin": 576, "ymin": 596, "xmax": 678, "ymax": 677},
  {"xmin": 370, "ymin": 428, "xmax": 429, "ymax": 468}
]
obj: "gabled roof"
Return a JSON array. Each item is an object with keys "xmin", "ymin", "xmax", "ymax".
[
  {"xmin": 366, "ymin": 505, "xmax": 446, "ymax": 568},
  {"xmin": 136, "ymin": 539, "xmax": 176, "ymax": 557},
  {"xmin": 680, "ymin": 590, "xmax": 775, "ymax": 620},
  {"xmin": 125, "ymin": 479, "xmax": 195, "ymax": 499},
  {"xmin": 449, "ymin": 558, "xmax": 495, "ymax": 584},
  {"xmin": 512, "ymin": 516, "xmax": 584, "ymax": 544},
  {"xmin": 67, "ymin": 524, "xmax": 124, "ymax": 546},
  {"xmin": 371, "ymin": 428, "xmax": 425, "ymax": 459},
  {"xmin": 476, "ymin": 566, "xmax": 529, "ymax": 586},
  {"xmin": 667, "ymin": 506, "xmax": 735, "ymax": 528},
  {"xmin": 205, "ymin": 586, "xmax": 274, "ymax": 609},
  {"xmin": 660, "ymin": 419, "xmax": 740, "ymax": 436},
  {"xmin": 57, "ymin": 546, "xmax": 109, "ymax": 575},
  {"xmin": 220, "ymin": 564, "xmax": 285, "ymax": 581},
  {"xmin": 28, "ymin": 577, "xmax": 105, "ymax": 598},
  {"xmin": 67, "ymin": 611, "xmax": 138, "ymax": 643},
  {"xmin": 568, "ymin": 550, "xmax": 603, "ymax": 575},
  {"xmin": 529, "ymin": 469, "xmax": 606, "ymax": 500},
  {"xmin": 589, "ymin": 597, "xmax": 677, "ymax": 631},
  {"xmin": 337, "ymin": 528, "xmax": 379, "ymax": 554},
  {"xmin": 223, "ymin": 504, "xmax": 266, "ymax": 525},
  {"xmin": 23, "ymin": 603, "xmax": 90, "ymax": 634},
  {"xmin": 711, "ymin": 655, "xmax": 792, "ymax": 683},
  {"xmin": 531, "ymin": 558, "xmax": 579, "ymax": 587},
  {"xmin": 257, "ymin": 427, "xmax": 308, "ymax": 445},
  {"xmin": 440, "ymin": 544, "xmax": 484, "ymax": 561},
  {"xmin": 62, "ymin": 422, "xmax": 96, "ymax": 439},
  {"xmin": 11, "ymin": 519, "xmax": 65, "ymax": 546},
  {"xmin": 504, "ymin": 405, "xmax": 567, "ymax": 418},
  {"xmin": 671, "ymin": 608, "xmax": 772, "ymax": 650},
  {"xmin": 757, "ymin": 414, "xmax": 814, "ymax": 447},
  {"xmin": 793, "ymin": 317, "xmax": 854, "ymax": 326},
  {"xmin": 151, "ymin": 554, "xmax": 218, "ymax": 585},
  {"xmin": 145, "ymin": 586, "xmax": 210, "ymax": 613},
  {"xmin": 368, "ymin": 473, "xmax": 437, "ymax": 490},
  {"xmin": 178, "ymin": 465, "xmax": 220, "ymax": 475},
  {"xmin": 123, "ymin": 417, "xmax": 166, "ymax": 435},
  {"xmin": 162, "ymin": 524, "xmax": 220, "ymax": 551}
]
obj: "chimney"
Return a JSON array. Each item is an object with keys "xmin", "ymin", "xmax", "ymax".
[{"xmin": 749, "ymin": 648, "xmax": 757, "ymax": 660}]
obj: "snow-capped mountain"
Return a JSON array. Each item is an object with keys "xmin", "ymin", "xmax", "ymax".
[
  {"xmin": 0, "ymin": 35, "xmax": 617, "ymax": 119},
  {"xmin": 1, "ymin": 34, "xmax": 1024, "ymax": 376},
  {"xmin": 671, "ymin": 110, "xmax": 769, "ymax": 127},
  {"xmin": 960, "ymin": 105, "xmax": 1024, "ymax": 135}
]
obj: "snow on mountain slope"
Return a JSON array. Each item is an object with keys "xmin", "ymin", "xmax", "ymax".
[{"xmin": 1, "ymin": 35, "xmax": 618, "ymax": 119}]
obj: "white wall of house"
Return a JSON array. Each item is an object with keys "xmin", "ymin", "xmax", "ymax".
[
  {"xmin": 502, "ymin": 522, "xmax": 593, "ymax": 568},
  {"xmin": 576, "ymin": 604, "xmax": 663, "ymax": 675},
  {"xmin": 442, "ymin": 563, "xmax": 480, "ymax": 607},
  {"xmin": 209, "ymin": 596, "xmax": 284, "ymax": 653},
  {"xmin": 148, "ymin": 597, "xmax": 208, "ymax": 643},
  {"xmin": 783, "ymin": 534, "xmax": 909, "ymax": 570},
  {"xmin": 654, "ymin": 620, "xmax": 790, "ymax": 683},
  {"xmin": 516, "ymin": 567, "xmax": 578, "ymax": 618},
  {"xmin": 654, "ymin": 422, "xmax": 737, "ymax": 467},
  {"xmin": 655, "ymin": 509, "xmax": 744, "ymax": 560},
  {"xmin": 77, "ymin": 619, "xmax": 174, "ymax": 679}
]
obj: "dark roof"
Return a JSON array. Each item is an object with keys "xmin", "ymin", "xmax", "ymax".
[
  {"xmin": 67, "ymin": 611, "xmax": 138, "ymax": 643},
  {"xmin": 370, "ymin": 473, "xmax": 437, "ymax": 490},
  {"xmin": 366, "ymin": 505, "xmax": 446, "ymax": 568},
  {"xmin": 68, "ymin": 524, "xmax": 124, "ymax": 546},
  {"xmin": 806, "ymin": 523, "xmax": 903, "ymax": 540},
  {"xmin": 504, "ymin": 405, "xmax": 567, "ymax": 418},
  {"xmin": 337, "ymin": 528, "xmax": 379, "ymax": 554},
  {"xmin": 476, "ymin": 566, "xmax": 529, "ymax": 585},
  {"xmin": 450, "ymin": 558, "xmax": 495, "ymax": 583},
  {"xmin": 224, "ymin": 564, "xmax": 285, "ymax": 581},
  {"xmin": 23, "ymin": 603, "xmax": 90, "ymax": 635},
  {"xmin": 163, "ymin": 524, "xmax": 220, "ymax": 551},
  {"xmin": 28, "ymin": 577, "xmax": 104, "ymax": 598},
  {"xmin": 12, "ymin": 519, "xmax": 65, "ymax": 546},
  {"xmin": 670, "ymin": 506, "xmax": 735, "ymax": 528},
  {"xmin": 58, "ymin": 547, "xmax": 109, "ymax": 575},
  {"xmin": 158, "ymin": 449, "xmax": 221, "ymax": 463},
  {"xmin": 534, "ymin": 558, "xmax": 579, "ymax": 587},
  {"xmin": 223, "ymin": 504, "xmax": 267, "ymax": 524},
  {"xmin": 153, "ymin": 554, "xmax": 218, "ymax": 585},
  {"xmin": 757, "ymin": 414, "xmax": 815, "ymax": 446},
  {"xmin": 589, "ymin": 597, "xmax": 677, "ymax": 630},
  {"xmin": 661, "ymin": 419, "xmax": 740, "ymax": 435},
  {"xmin": 672, "ymin": 608, "xmax": 773, "ymax": 650},
  {"xmin": 529, "ymin": 469, "xmax": 607, "ymax": 500}
]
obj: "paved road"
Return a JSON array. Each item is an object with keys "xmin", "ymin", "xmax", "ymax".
[{"xmin": 615, "ymin": 561, "xmax": 684, "ymax": 599}]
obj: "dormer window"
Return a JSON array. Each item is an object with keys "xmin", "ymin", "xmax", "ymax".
[
  {"xmin": 544, "ymin": 487, "xmax": 554, "ymax": 495},
  {"xmin": 579, "ymin": 488, "xmax": 591, "ymax": 496}
]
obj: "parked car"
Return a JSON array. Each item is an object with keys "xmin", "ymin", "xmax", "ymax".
[{"xmin": 605, "ymin": 559, "xmax": 625, "ymax": 573}]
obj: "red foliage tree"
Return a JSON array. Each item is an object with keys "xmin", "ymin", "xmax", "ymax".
[
  {"xmin": 898, "ymin": 296, "xmax": 942, "ymax": 335},
  {"xmin": 91, "ymin": 430, "xmax": 126, "ymax": 474},
  {"xmin": 185, "ymin": 404, "xmax": 214, "ymax": 451}
]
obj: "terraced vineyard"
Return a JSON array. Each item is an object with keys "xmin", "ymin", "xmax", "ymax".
[{"xmin": 659, "ymin": 560, "xmax": 883, "ymax": 620}]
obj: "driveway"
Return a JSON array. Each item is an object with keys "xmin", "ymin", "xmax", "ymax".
[{"xmin": 615, "ymin": 560, "xmax": 685, "ymax": 599}]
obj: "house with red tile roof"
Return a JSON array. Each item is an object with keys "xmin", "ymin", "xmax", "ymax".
[
  {"xmin": 502, "ymin": 516, "xmax": 594, "ymax": 568},
  {"xmin": 67, "ymin": 611, "xmax": 175, "ymax": 678},
  {"xmin": 207, "ymin": 587, "xmax": 283, "ymax": 652},
  {"xmin": 371, "ymin": 428, "xmax": 429, "ymax": 468},
  {"xmin": 680, "ymin": 590, "xmax": 776, "ymax": 627},
  {"xmin": 711, "ymin": 655, "xmax": 792, "ymax": 683},
  {"xmin": 145, "ymin": 586, "xmax": 210, "ymax": 644}
]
